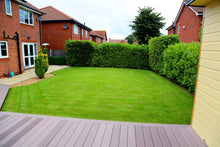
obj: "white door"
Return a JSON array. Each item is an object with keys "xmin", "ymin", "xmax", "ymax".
[{"xmin": 22, "ymin": 43, "xmax": 37, "ymax": 69}]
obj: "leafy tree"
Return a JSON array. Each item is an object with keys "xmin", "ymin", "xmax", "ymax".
[
  {"xmin": 130, "ymin": 7, "xmax": 165, "ymax": 44},
  {"xmin": 125, "ymin": 34, "xmax": 135, "ymax": 44}
]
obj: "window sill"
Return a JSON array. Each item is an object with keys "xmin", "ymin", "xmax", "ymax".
[
  {"xmin": 20, "ymin": 22, "xmax": 34, "ymax": 27},
  {"xmin": 0, "ymin": 57, "xmax": 9, "ymax": 59},
  {"xmin": 6, "ymin": 13, "xmax": 12, "ymax": 16}
]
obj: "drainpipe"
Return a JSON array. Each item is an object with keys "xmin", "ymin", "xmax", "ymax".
[{"xmin": 15, "ymin": 32, "xmax": 22, "ymax": 74}]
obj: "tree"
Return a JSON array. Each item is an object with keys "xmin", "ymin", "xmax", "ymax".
[
  {"xmin": 125, "ymin": 34, "xmax": 135, "ymax": 44},
  {"xmin": 130, "ymin": 7, "xmax": 165, "ymax": 44}
]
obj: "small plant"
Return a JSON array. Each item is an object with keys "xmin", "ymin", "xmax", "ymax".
[
  {"xmin": 35, "ymin": 47, "xmax": 49, "ymax": 78},
  {"xmin": 43, "ymin": 46, "xmax": 49, "ymax": 72}
]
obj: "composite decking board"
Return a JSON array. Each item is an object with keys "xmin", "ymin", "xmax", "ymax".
[
  {"xmin": 101, "ymin": 124, "xmax": 114, "ymax": 147},
  {"xmin": 0, "ymin": 117, "xmax": 31, "ymax": 141},
  {"xmin": 0, "ymin": 112, "xmax": 207, "ymax": 147},
  {"xmin": 38, "ymin": 120, "xmax": 66, "ymax": 147},
  {"xmin": 142, "ymin": 126, "xmax": 154, "ymax": 147},
  {"xmin": 135, "ymin": 125, "xmax": 145, "ymax": 147},
  {"xmin": 158, "ymin": 127, "xmax": 172, "ymax": 147},
  {"xmin": 83, "ymin": 123, "xmax": 100, "ymax": 147},
  {"xmin": 2, "ymin": 118, "xmax": 42, "ymax": 147},
  {"xmin": 65, "ymin": 121, "xmax": 86, "ymax": 146},
  {"xmin": 164, "ymin": 127, "xmax": 180, "ymax": 147},
  {"xmin": 56, "ymin": 121, "xmax": 79, "ymax": 147},
  {"xmin": 0, "ymin": 115, "xmax": 9, "ymax": 122},
  {"xmin": 119, "ymin": 125, "xmax": 128, "ymax": 147},
  {"xmin": 92, "ymin": 124, "xmax": 107, "ymax": 147},
  {"xmin": 47, "ymin": 120, "xmax": 73, "ymax": 147},
  {"xmin": 74, "ymin": 122, "xmax": 94, "ymax": 147},
  {"xmin": 110, "ymin": 125, "xmax": 120, "ymax": 147},
  {"xmin": 186, "ymin": 126, "xmax": 207, "ymax": 147},
  {"xmin": 149, "ymin": 126, "xmax": 163, "ymax": 147},
  {"xmin": 0, "ymin": 84, "xmax": 10, "ymax": 109},
  {"xmin": 128, "ymin": 125, "xmax": 136, "ymax": 147},
  {"xmin": 171, "ymin": 127, "xmax": 188, "ymax": 147},
  {"xmin": 20, "ymin": 119, "xmax": 55, "ymax": 147}
]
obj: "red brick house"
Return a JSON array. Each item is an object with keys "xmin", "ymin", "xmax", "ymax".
[
  {"xmin": 40, "ymin": 6, "xmax": 92, "ymax": 56},
  {"xmin": 166, "ymin": 1, "xmax": 204, "ymax": 43},
  {"xmin": 0, "ymin": 0, "xmax": 44, "ymax": 78},
  {"xmin": 90, "ymin": 31, "xmax": 103, "ymax": 45},
  {"xmin": 92, "ymin": 31, "xmax": 108, "ymax": 43},
  {"xmin": 109, "ymin": 38, "xmax": 128, "ymax": 44}
]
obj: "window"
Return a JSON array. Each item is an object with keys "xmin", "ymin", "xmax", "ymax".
[
  {"xmin": 0, "ymin": 41, "xmax": 9, "ymax": 58},
  {"xmin": 19, "ymin": 8, "xmax": 33, "ymax": 25},
  {"xmin": 85, "ymin": 30, "xmax": 88, "ymax": 37},
  {"xmin": 81, "ymin": 28, "xmax": 83, "ymax": 36},
  {"xmin": 99, "ymin": 38, "xmax": 101, "ymax": 43},
  {"xmin": 74, "ymin": 24, "xmax": 78, "ymax": 34},
  {"xmin": 90, "ymin": 36, "xmax": 92, "ymax": 41},
  {"xmin": 178, "ymin": 24, "xmax": 180, "ymax": 34},
  {"xmin": 5, "ymin": 0, "xmax": 12, "ymax": 15}
]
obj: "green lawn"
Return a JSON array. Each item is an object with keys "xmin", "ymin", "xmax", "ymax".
[{"xmin": 2, "ymin": 67, "xmax": 194, "ymax": 124}]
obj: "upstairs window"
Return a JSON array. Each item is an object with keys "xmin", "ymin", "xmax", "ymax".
[
  {"xmin": 90, "ymin": 36, "xmax": 92, "ymax": 41},
  {"xmin": 81, "ymin": 28, "xmax": 83, "ymax": 36},
  {"xmin": 0, "ymin": 41, "xmax": 9, "ymax": 58},
  {"xmin": 177, "ymin": 24, "xmax": 180, "ymax": 34},
  {"xmin": 5, "ymin": 0, "xmax": 12, "ymax": 15},
  {"xmin": 20, "ymin": 8, "xmax": 33, "ymax": 25},
  {"xmin": 85, "ymin": 30, "xmax": 88, "ymax": 37},
  {"xmin": 74, "ymin": 24, "xmax": 78, "ymax": 34}
]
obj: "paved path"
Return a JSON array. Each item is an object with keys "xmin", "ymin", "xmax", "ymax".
[
  {"xmin": 0, "ymin": 112, "xmax": 207, "ymax": 147},
  {"xmin": 0, "ymin": 65, "xmax": 69, "ymax": 85}
]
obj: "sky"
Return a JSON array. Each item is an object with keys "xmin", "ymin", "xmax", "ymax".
[{"xmin": 27, "ymin": 0, "xmax": 183, "ymax": 39}]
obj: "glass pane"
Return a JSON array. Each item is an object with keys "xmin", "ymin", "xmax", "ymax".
[
  {"xmin": 29, "ymin": 12, "xmax": 33, "ymax": 24},
  {"xmin": 20, "ymin": 9, "xmax": 24, "ymax": 22},
  {"xmin": 34, "ymin": 44, "xmax": 37, "ymax": 55},
  {"xmin": 25, "ymin": 58, "xmax": 29, "ymax": 66},
  {"xmin": 30, "ymin": 45, "xmax": 33, "ymax": 55},
  {"xmin": 24, "ymin": 45, "xmax": 28, "ymax": 56},
  {"xmin": 24, "ymin": 10, "xmax": 28, "ymax": 24},
  {"xmin": 1, "ymin": 42, "xmax": 6, "ymax": 49},
  {"xmin": 30, "ymin": 57, "xmax": 34, "ymax": 65},
  {"xmin": 1, "ymin": 50, "xmax": 7, "ymax": 56}
]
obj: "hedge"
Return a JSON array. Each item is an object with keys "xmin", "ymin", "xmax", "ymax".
[
  {"xmin": 149, "ymin": 35, "xmax": 180, "ymax": 74},
  {"xmin": 91, "ymin": 43, "xmax": 149, "ymax": 69},
  {"xmin": 48, "ymin": 56, "xmax": 66, "ymax": 65},
  {"xmin": 65, "ymin": 40, "xmax": 98, "ymax": 66},
  {"xmin": 162, "ymin": 42, "xmax": 200, "ymax": 92}
]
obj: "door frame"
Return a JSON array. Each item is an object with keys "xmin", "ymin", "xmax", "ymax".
[{"xmin": 22, "ymin": 42, "xmax": 37, "ymax": 69}]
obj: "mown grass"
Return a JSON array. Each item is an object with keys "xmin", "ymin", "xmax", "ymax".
[{"xmin": 2, "ymin": 67, "xmax": 194, "ymax": 124}]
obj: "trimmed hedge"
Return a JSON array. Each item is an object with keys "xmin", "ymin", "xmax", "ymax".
[
  {"xmin": 65, "ymin": 40, "xmax": 98, "ymax": 66},
  {"xmin": 48, "ymin": 56, "xmax": 66, "ymax": 65},
  {"xmin": 162, "ymin": 42, "xmax": 200, "ymax": 92},
  {"xmin": 149, "ymin": 35, "xmax": 180, "ymax": 74},
  {"xmin": 91, "ymin": 43, "xmax": 149, "ymax": 69}
]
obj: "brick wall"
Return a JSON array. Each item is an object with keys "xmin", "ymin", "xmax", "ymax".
[
  {"xmin": 169, "ymin": 5, "xmax": 202, "ymax": 43},
  {"xmin": 0, "ymin": 0, "xmax": 41, "ymax": 78},
  {"xmin": 168, "ymin": 28, "xmax": 175, "ymax": 35}
]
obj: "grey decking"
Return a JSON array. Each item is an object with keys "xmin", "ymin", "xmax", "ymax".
[
  {"xmin": 0, "ymin": 84, "xmax": 10, "ymax": 110},
  {"xmin": 0, "ymin": 112, "xmax": 207, "ymax": 147}
]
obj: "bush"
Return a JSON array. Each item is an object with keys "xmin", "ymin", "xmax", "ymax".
[
  {"xmin": 35, "ymin": 49, "xmax": 46, "ymax": 78},
  {"xmin": 162, "ymin": 42, "xmax": 200, "ymax": 92},
  {"xmin": 91, "ymin": 43, "xmax": 149, "ymax": 69},
  {"xmin": 43, "ymin": 46, "xmax": 49, "ymax": 72},
  {"xmin": 65, "ymin": 40, "xmax": 98, "ymax": 66},
  {"xmin": 48, "ymin": 56, "xmax": 66, "ymax": 65},
  {"xmin": 149, "ymin": 35, "xmax": 180, "ymax": 74}
]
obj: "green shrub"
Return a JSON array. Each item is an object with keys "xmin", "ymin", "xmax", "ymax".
[
  {"xmin": 149, "ymin": 35, "xmax": 180, "ymax": 74},
  {"xmin": 91, "ymin": 43, "xmax": 148, "ymax": 69},
  {"xmin": 48, "ymin": 56, "xmax": 66, "ymax": 65},
  {"xmin": 162, "ymin": 42, "xmax": 200, "ymax": 92},
  {"xmin": 65, "ymin": 40, "xmax": 98, "ymax": 66},
  {"xmin": 43, "ymin": 46, "xmax": 49, "ymax": 72},
  {"xmin": 35, "ymin": 49, "xmax": 46, "ymax": 78}
]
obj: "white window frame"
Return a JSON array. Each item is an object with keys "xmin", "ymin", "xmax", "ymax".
[
  {"xmin": 90, "ymin": 36, "xmax": 92, "ymax": 41},
  {"xmin": 19, "ymin": 8, "xmax": 34, "ymax": 26},
  {"xmin": 22, "ymin": 42, "xmax": 37, "ymax": 69},
  {"xmin": 0, "ymin": 41, "xmax": 9, "ymax": 58},
  {"xmin": 5, "ymin": 0, "xmax": 12, "ymax": 16},
  {"xmin": 81, "ymin": 28, "xmax": 83, "ymax": 36},
  {"xmin": 86, "ymin": 30, "xmax": 88, "ymax": 37},
  {"xmin": 74, "ymin": 24, "xmax": 78, "ymax": 34},
  {"xmin": 178, "ymin": 24, "xmax": 180, "ymax": 34}
]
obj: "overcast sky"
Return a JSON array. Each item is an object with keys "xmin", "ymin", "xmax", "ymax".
[{"xmin": 28, "ymin": 0, "xmax": 183, "ymax": 39}]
